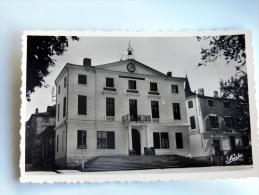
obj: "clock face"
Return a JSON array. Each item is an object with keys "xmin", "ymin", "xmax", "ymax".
[{"xmin": 127, "ymin": 63, "xmax": 136, "ymax": 73}]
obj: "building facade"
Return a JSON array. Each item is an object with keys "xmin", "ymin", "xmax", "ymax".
[
  {"xmin": 55, "ymin": 58, "xmax": 191, "ymax": 168},
  {"xmin": 185, "ymin": 86, "xmax": 251, "ymax": 161},
  {"xmin": 25, "ymin": 106, "xmax": 56, "ymax": 165}
]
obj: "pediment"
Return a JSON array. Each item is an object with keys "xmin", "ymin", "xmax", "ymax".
[{"xmin": 94, "ymin": 59, "xmax": 166, "ymax": 77}]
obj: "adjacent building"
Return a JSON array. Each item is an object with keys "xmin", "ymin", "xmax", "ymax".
[
  {"xmin": 54, "ymin": 57, "xmax": 191, "ymax": 168},
  {"xmin": 25, "ymin": 106, "xmax": 56, "ymax": 165},
  {"xmin": 185, "ymin": 78, "xmax": 251, "ymax": 161}
]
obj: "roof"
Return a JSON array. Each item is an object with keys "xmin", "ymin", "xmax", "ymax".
[
  {"xmin": 56, "ymin": 59, "xmax": 186, "ymax": 82},
  {"xmin": 38, "ymin": 126, "xmax": 55, "ymax": 138}
]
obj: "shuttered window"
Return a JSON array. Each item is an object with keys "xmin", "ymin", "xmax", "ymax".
[
  {"xmin": 208, "ymin": 99, "xmax": 214, "ymax": 107},
  {"xmin": 175, "ymin": 133, "xmax": 183, "ymax": 149},
  {"xmin": 171, "ymin": 85, "xmax": 178, "ymax": 93},
  {"xmin": 77, "ymin": 130, "xmax": 87, "ymax": 149},
  {"xmin": 97, "ymin": 131, "xmax": 115, "ymax": 149},
  {"xmin": 78, "ymin": 95, "xmax": 87, "ymax": 115},
  {"xmin": 161, "ymin": 133, "xmax": 169, "ymax": 148},
  {"xmin": 106, "ymin": 78, "xmax": 114, "ymax": 87},
  {"xmin": 57, "ymin": 104, "xmax": 60, "ymax": 121},
  {"xmin": 190, "ymin": 116, "xmax": 196, "ymax": 129},
  {"xmin": 64, "ymin": 77, "xmax": 66, "ymax": 88},
  {"xmin": 173, "ymin": 103, "xmax": 181, "ymax": 120},
  {"xmin": 106, "ymin": 97, "xmax": 115, "ymax": 116},
  {"xmin": 78, "ymin": 74, "xmax": 87, "ymax": 84},
  {"xmin": 128, "ymin": 80, "xmax": 136, "ymax": 89},
  {"xmin": 188, "ymin": 100, "xmax": 193, "ymax": 108},
  {"xmin": 151, "ymin": 101, "xmax": 159, "ymax": 118},
  {"xmin": 107, "ymin": 132, "xmax": 115, "ymax": 149},
  {"xmin": 153, "ymin": 132, "xmax": 160, "ymax": 149},
  {"xmin": 150, "ymin": 82, "xmax": 158, "ymax": 91},
  {"xmin": 209, "ymin": 115, "xmax": 219, "ymax": 128},
  {"xmin": 153, "ymin": 132, "xmax": 169, "ymax": 149},
  {"xmin": 224, "ymin": 116, "xmax": 233, "ymax": 128},
  {"xmin": 63, "ymin": 97, "xmax": 66, "ymax": 117}
]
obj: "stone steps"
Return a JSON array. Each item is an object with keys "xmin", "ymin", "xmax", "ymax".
[{"xmin": 83, "ymin": 155, "xmax": 187, "ymax": 172}]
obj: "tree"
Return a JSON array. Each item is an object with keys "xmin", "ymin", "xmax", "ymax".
[
  {"xmin": 26, "ymin": 36, "xmax": 79, "ymax": 101},
  {"xmin": 197, "ymin": 35, "xmax": 250, "ymax": 134}
]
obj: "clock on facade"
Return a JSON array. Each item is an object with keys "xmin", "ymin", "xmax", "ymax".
[{"xmin": 127, "ymin": 63, "xmax": 136, "ymax": 73}]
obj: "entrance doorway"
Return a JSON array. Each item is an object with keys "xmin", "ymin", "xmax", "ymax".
[
  {"xmin": 129, "ymin": 99, "xmax": 138, "ymax": 121},
  {"xmin": 132, "ymin": 129, "xmax": 141, "ymax": 155},
  {"xmin": 212, "ymin": 139, "xmax": 221, "ymax": 154}
]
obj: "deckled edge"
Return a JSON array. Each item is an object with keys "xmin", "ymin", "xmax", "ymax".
[{"xmin": 19, "ymin": 30, "xmax": 259, "ymax": 183}]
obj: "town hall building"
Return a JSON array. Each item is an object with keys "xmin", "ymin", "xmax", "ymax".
[{"xmin": 54, "ymin": 50, "xmax": 190, "ymax": 168}]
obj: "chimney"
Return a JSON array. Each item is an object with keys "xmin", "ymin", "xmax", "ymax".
[
  {"xmin": 214, "ymin": 91, "xmax": 219, "ymax": 98},
  {"xmin": 167, "ymin": 71, "xmax": 172, "ymax": 77},
  {"xmin": 35, "ymin": 108, "xmax": 39, "ymax": 113},
  {"xmin": 83, "ymin": 58, "xmax": 91, "ymax": 67},
  {"xmin": 198, "ymin": 88, "xmax": 204, "ymax": 96}
]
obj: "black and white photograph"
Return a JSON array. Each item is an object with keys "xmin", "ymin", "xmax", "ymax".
[{"xmin": 20, "ymin": 30, "xmax": 258, "ymax": 182}]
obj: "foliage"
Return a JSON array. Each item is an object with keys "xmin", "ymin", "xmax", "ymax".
[
  {"xmin": 26, "ymin": 36, "xmax": 79, "ymax": 101},
  {"xmin": 197, "ymin": 35, "xmax": 250, "ymax": 133}
]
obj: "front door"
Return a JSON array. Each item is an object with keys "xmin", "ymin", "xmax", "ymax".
[
  {"xmin": 132, "ymin": 129, "xmax": 141, "ymax": 155},
  {"xmin": 212, "ymin": 139, "xmax": 221, "ymax": 153},
  {"xmin": 229, "ymin": 136, "xmax": 236, "ymax": 151},
  {"xmin": 129, "ymin": 99, "xmax": 138, "ymax": 121}
]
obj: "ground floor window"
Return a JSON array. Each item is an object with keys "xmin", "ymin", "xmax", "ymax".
[
  {"xmin": 153, "ymin": 132, "xmax": 169, "ymax": 149},
  {"xmin": 97, "ymin": 131, "xmax": 115, "ymax": 149},
  {"xmin": 241, "ymin": 135, "xmax": 249, "ymax": 146},
  {"xmin": 175, "ymin": 133, "xmax": 183, "ymax": 149},
  {"xmin": 77, "ymin": 130, "xmax": 87, "ymax": 149}
]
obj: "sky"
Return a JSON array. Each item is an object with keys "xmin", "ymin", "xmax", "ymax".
[{"xmin": 26, "ymin": 35, "xmax": 245, "ymax": 120}]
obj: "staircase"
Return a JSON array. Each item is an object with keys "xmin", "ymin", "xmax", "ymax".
[{"xmin": 83, "ymin": 155, "xmax": 196, "ymax": 172}]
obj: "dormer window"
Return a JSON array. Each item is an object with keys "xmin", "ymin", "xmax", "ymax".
[{"xmin": 106, "ymin": 78, "xmax": 114, "ymax": 88}]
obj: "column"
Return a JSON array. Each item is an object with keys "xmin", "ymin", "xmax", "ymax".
[
  {"xmin": 146, "ymin": 125, "xmax": 150, "ymax": 148},
  {"xmin": 128, "ymin": 125, "xmax": 132, "ymax": 150}
]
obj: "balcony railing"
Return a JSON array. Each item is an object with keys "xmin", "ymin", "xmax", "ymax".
[
  {"xmin": 106, "ymin": 116, "xmax": 115, "ymax": 121},
  {"xmin": 122, "ymin": 114, "xmax": 151, "ymax": 123}
]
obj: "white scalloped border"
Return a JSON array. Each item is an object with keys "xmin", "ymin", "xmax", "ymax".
[{"xmin": 20, "ymin": 30, "xmax": 259, "ymax": 183}]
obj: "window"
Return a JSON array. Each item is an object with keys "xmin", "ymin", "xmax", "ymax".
[
  {"xmin": 153, "ymin": 132, "xmax": 169, "ymax": 149},
  {"xmin": 161, "ymin": 133, "xmax": 169, "ymax": 148},
  {"xmin": 171, "ymin": 85, "xmax": 178, "ymax": 93},
  {"xmin": 173, "ymin": 103, "xmax": 181, "ymax": 120},
  {"xmin": 208, "ymin": 99, "xmax": 214, "ymax": 107},
  {"xmin": 188, "ymin": 100, "xmax": 193, "ymax": 108},
  {"xmin": 151, "ymin": 101, "xmax": 159, "ymax": 118},
  {"xmin": 106, "ymin": 97, "xmax": 115, "ymax": 116},
  {"xmin": 224, "ymin": 116, "xmax": 233, "ymax": 128},
  {"xmin": 57, "ymin": 104, "xmax": 60, "ymax": 121},
  {"xmin": 150, "ymin": 82, "xmax": 158, "ymax": 91},
  {"xmin": 229, "ymin": 136, "xmax": 236, "ymax": 150},
  {"xmin": 56, "ymin": 135, "xmax": 59, "ymax": 152},
  {"xmin": 58, "ymin": 85, "xmax": 60, "ymax": 94},
  {"xmin": 128, "ymin": 80, "xmax": 136, "ymax": 89},
  {"xmin": 77, "ymin": 130, "xmax": 87, "ymax": 149},
  {"xmin": 241, "ymin": 136, "xmax": 249, "ymax": 146},
  {"xmin": 78, "ymin": 74, "xmax": 87, "ymax": 84},
  {"xmin": 62, "ymin": 131, "xmax": 65, "ymax": 150},
  {"xmin": 64, "ymin": 77, "xmax": 66, "ymax": 88},
  {"xmin": 97, "ymin": 131, "xmax": 115, "ymax": 149},
  {"xmin": 190, "ymin": 116, "xmax": 196, "ymax": 129},
  {"xmin": 78, "ymin": 95, "xmax": 87, "ymax": 115},
  {"xmin": 106, "ymin": 78, "xmax": 114, "ymax": 87},
  {"xmin": 209, "ymin": 115, "xmax": 219, "ymax": 128},
  {"xmin": 224, "ymin": 101, "xmax": 231, "ymax": 109},
  {"xmin": 63, "ymin": 97, "xmax": 66, "ymax": 117},
  {"xmin": 175, "ymin": 133, "xmax": 183, "ymax": 149}
]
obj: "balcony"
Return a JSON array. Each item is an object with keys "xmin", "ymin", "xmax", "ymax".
[
  {"xmin": 105, "ymin": 116, "xmax": 115, "ymax": 121},
  {"xmin": 122, "ymin": 114, "xmax": 151, "ymax": 123}
]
